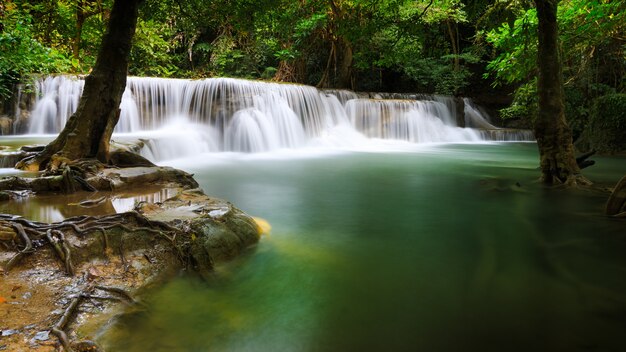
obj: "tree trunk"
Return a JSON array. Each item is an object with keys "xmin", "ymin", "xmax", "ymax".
[
  {"xmin": 17, "ymin": 0, "xmax": 142, "ymax": 172},
  {"xmin": 72, "ymin": 2, "xmax": 86, "ymax": 63},
  {"xmin": 336, "ymin": 37, "xmax": 353, "ymax": 89},
  {"xmin": 446, "ymin": 20, "xmax": 460, "ymax": 72},
  {"xmin": 533, "ymin": 0, "xmax": 585, "ymax": 185}
]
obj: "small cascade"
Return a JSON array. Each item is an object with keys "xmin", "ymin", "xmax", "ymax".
[
  {"xmin": 28, "ymin": 76, "xmax": 84, "ymax": 134},
  {"xmin": 463, "ymin": 98, "xmax": 535, "ymax": 140},
  {"xmin": 464, "ymin": 98, "xmax": 497, "ymax": 129},
  {"xmin": 138, "ymin": 117, "xmax": 220, "ymax": 161},
  {"xmin": 345, "ymin": 99, "xmax": 481, "ymax": 143},
  {"xmin": 116, "ymin": 89, "xmax": 141, "ymax": 133},
  {"xmin": 15, "ymin": 75, "xmax": 534, "ymax": 162}
]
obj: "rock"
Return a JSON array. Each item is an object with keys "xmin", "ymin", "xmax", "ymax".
[
  {"xmin": 0, "ymin": 165, "xmax": 261, "ymax": 351},
  {"xmin": 0, "ymin": 117, "xmax": 12, "ymax": 135},
  {"xmin": 71, "ymin": 340, "xmax": 101, "ymax": 352},
  {"xmin": 33, "ymin": 331, "xmax": 49, "ymax": 341},
  {"xmin": 108, "ymin": 150, "xmax": 155, "ymax": 167},
  {"xmin": 606, "ymin": 175, "xmax": 626, "ymax": 216},
  {"xmin": 96, "ymin": 166, "xmax": 199, "ymax": 190},
  {"xmin": 19, "ymin": 145, "xmax": 45, "ymax": 153},
  {"xmin": 1, "ymin": 330, "xmax": 17, "ymax": 337}
]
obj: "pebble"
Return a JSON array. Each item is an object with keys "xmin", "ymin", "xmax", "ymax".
[
  {"xmin": 33, "ymin": 330, "xmax": 49, "ymax": 341},
  {"xmin": 1, "ymin": 330, "xmax": 17, "ymax": 337}
]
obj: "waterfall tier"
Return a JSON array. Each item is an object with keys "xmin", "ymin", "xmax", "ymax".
[{"xmin": 18, "ymin": 75, "xmax": 534, "ymax": 161}]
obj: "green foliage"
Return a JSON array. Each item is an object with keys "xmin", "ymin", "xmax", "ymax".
[
  {"xmin": 201, "ymin": 33, "xmax": 268, "ymax": 78},
  {"xmin": 0, "ymin": 4, "xmax": 71, "ymax": 102},
  {"xmin": 401, "ymin": 53, "xmax": 479, "ymax": 95},
  {"xmin": 483, "ymin": 0, "xmax": 625, "ymax": 134},
  {"xmin": 483, "ymin": 8, "xmax": 537, "ymax": 85},
  {"xmin": 499, "ymin": 79, "xmax": 537, "ymax": 121},
  {"xmin": 564, "ymin": 86, "xmax": 591, "ymax": 140},
  {"xmin": 129, "ymin": 19, "xmax": 179, "ymax": 76},
  {"xmin": 587, "ymin": 94, "xmax": 626, "ymax": 153},
  {"xmin": 0, "ymin": 0, "xmax": 621, "ymax": 120}
]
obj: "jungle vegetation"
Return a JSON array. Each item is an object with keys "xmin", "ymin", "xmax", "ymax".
[{"xmin": 0, "ymin": 0, "xmax": 624, "ymax": 148}]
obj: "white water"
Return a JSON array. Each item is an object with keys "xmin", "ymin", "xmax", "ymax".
[{"xmin": 19, "ymin": 76, "xmax": 534, "ymax": 162}]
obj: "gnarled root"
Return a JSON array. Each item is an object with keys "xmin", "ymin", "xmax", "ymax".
[
  {"xmin": 50, "ymin": 285, "xmax": 139, "ymax": 351},
  {"xmin": 1, "ymin": 211, "xmax": 184, "ymax": 274},
  {"xmin": 4, "ymin": 223, "xmax": 33, "ymax": 271}
]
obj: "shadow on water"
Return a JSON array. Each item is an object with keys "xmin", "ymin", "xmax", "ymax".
[{"xmin": 94, "ymin": 144, "xmax": 626, "ymax": 351}]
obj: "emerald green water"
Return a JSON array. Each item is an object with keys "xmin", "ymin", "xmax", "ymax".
[{"xmin": 103, "ymin": 143, "xmax": 626, "ymax": 351}]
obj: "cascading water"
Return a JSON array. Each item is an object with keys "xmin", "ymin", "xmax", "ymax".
[
  {"xmin": 18, "ymin": 75, "xmax": 534, "ymax": 162},
  {"xmin": 345, "ymin": 99, "xmax": 480, "ymax": 143}
]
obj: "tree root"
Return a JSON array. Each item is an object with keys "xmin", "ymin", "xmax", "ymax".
[
  {"xmin": 51, "ymin": 292, "xmax": 85, "ymax": 352},
  {"xmin": 50, "ymin": 285, "xmax": 139, "ymax": 351},
  {"xmin": 45, "ymin": 230, "xmax": 75, "ymax": 275},
  {"xmin": 5, "ymin": 223, "xmax": 33, "ymax": 271},
  {"xmin": 94, "ymin": 285, "xmax": 136, "ymax": 304},
  {"xmin": 1, "ymin": 211, "xmax": 184, "ymax": 274}
]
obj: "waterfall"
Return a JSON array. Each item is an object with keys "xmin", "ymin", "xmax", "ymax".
[{"xmin": 17, "ymin": 75, "xmax": 534, "ymax": 161}]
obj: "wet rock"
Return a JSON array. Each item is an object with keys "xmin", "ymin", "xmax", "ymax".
[
  {"xmin": 0, "ymin": 167, "xmax": 261, "ymax": 351},
  {"xmin": 33, "ymin": 330, "xmax": 49, "ymax": 341},
  {"xmin": 20, "ymin": 145, "xmax": 45, "ymax": 153},
  {"xmin": 1, "ymin": 330, "xmax": 17, "ymax": 337},
  {"xmin": 108, "ymin": 150, "xmax": 155, "ymax": 168},
  {"xmin": 95, "ymin": 166, "xmax": 199, "ymax": 190},
  {"xmin": 0, "ymin": 117, "xmax": 12, "ymax": 135},
  {"xmin": 72, "ymin": 340, "xmax": 101, "ymax": 352}
]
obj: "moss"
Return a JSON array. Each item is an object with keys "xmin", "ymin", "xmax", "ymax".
[{"xmin": 587, "ymin": 94, "xmax": 626, "ymax": 154}]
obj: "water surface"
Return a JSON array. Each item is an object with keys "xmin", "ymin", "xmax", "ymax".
[{"xmin": 95, "ymin": 143, "xmax": 626, "ymax": 351}]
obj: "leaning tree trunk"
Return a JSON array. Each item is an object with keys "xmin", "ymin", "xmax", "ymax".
[
  {"xmin": 17, "ymin": 0, "xmax": 142, "ymax": 172},
  {"xmin": 533, "ymin": 0, "xmax": 585, "ymax": 185}
]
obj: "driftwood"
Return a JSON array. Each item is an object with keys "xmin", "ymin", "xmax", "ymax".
[
  {"xmin": 606, "ymin": 175, "xmax": 626, "ymax": 216},
  {"xmin": 576, "ymin": 149, "xmax": 596, "ymax": 170}
]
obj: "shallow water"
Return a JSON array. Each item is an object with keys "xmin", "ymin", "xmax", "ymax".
[{"xmin": 10, "ymin": 142, "xmax": 626, "ymax": 351}]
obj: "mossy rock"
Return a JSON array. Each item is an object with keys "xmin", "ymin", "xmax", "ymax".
[
  {"xmin": 587, "ymin": 94, "xmax": 626, "ymax": 154},
  {"xmin": 190, "ymin": 209, "xmax": 259, "ymax": 264}
]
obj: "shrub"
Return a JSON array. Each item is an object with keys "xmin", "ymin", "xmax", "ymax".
[{"xmin": 499, "ymin": 79, "xmax": 537, "ymax": 121}]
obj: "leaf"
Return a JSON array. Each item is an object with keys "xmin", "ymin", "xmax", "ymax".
[{"xmin": 0, "ymin": 296, "xmax": 6, "ymax": 304}]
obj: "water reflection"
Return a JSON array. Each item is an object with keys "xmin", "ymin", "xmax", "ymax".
[{"xmin": 0, "ymin": 187, "xmax": 177, "ymax": 222}]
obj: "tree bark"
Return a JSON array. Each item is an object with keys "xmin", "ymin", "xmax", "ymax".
[
  {"xmin": 533, "ymin": 0, "xmax": 585, "ymax": 185},
  {"xmin": 336, "ymin": 37, "xmax": 353, "ymax": 89},
  {"xmin": 17, "ymin": 0, "xmax": 142, "ymax": 171},
  {"xmin": 72, "ymin": 1, "xmax": 86, "ymax": 63}
]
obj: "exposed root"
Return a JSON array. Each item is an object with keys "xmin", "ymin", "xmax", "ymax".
[
  {"xmin": 94, "ymin": 285, "xmax": 136, "ymax": 304},
  {"xmin": 119, "ymin": 232, "xmax": 128, "ymax": 271},
  {"xmin": 5, "ymin": 223, "xmax": 33, "ymax": 271},
  {"xmin": 51, "ymin": 293, "xmax": 85, "ymax": 352},
  {"xmin": 47, "ymin": 284, "xmax": 140, "ymax": 351},
  {"xmin": 1, "ymin": 211, "xmax": 185, "ymax": 275}
]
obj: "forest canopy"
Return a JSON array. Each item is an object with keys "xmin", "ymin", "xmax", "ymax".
[{"xmin": 0, "ymin": 0, "xmax": 624, "ymax": 129}]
